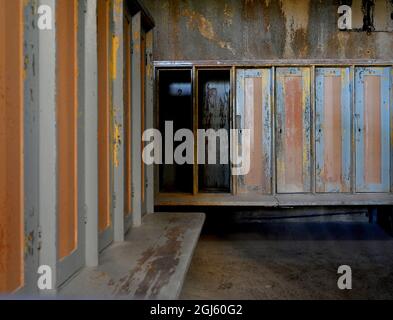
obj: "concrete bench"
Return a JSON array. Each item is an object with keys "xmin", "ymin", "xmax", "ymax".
[{"xmin": 59, "ymin": 212, "xmax": 205, "ymax": 300}]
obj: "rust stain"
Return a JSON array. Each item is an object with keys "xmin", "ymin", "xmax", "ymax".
[
  {"xmin": 279, "ymin": 0, "xmax": 310, "ymax": 58},
  {"xmin": 182, "ymin": 8, "xmax": 235, "ymax": 54}
]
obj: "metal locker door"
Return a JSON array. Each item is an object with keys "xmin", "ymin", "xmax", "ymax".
[
  {"xmin": 0, "ymin": 0, "xmax": 24, "ymax": 293},
  {"xmin": 276, "ymin": 67, "xmax": 312, "ymax": 193},
  {"xmin": 97, "ymin": 0, "xmax": 114, "ymax": 251},
  {"xmin": 236, "ymin": 69, "xmax": 272, "ymax": 194},
  {"xmin": 355, "ymin": 67, "xmax": 391, "ymax": 193},
  {"xmin": 315, "ymin": 68, "xmax": 351, "ymax": 193},
  {"xmin": 56, "ymin": 0, "xmax": 85, "ymax": 285}
]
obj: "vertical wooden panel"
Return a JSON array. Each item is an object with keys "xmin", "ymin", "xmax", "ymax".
[
  {"xmin": 355, "ymin": 67, "xmax": 390, "ymax": 192},
  {"xmin": 276, "ymin": 68, "xmax": 311, "ymax": 193},
  {"xmin": 57, "ymin": 0, "xmax": 78, "ymax": 260},
  {"xmin": 315, "ymin": 68, "xmax": 351, "ymax": 193},
  {"xmin": 0, "ymin": 0, "xmax": 24, "ymax": 293},
  {"xmin": 124, "ymin": 15, "xmax": 132, "ymax": 217},
  {"xmin": 236, "ymin": 69, "xmax": 272, "ymax": 194},
  {"xmin": 98, "ymin": 0, "xmax": 111, "ymax": 232}
]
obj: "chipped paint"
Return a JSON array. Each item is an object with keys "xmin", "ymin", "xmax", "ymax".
[
  {"xmin": 113, "ymin": 0, "xmax": 122, "ymax": 15},
  {"xmin": 279, "ymin": 0, "xmax": 310, "ymax": 58},
  {"xmin": 113, "ymin": 119, "xmax": 121, "ymax": 168},
  {"xmin": 182, "ymin": 8, "xmax": 235, "ymax": 54},
  {"xmin": 111, "ymin": 224, "xmax": 185, "ymax": 298},
  {"xmin": 145, "ymin": 0, "xmax": 392, "ymax": 61},
  {"xmin": 110, "ymin": 35, "xmax": 119, "ymax": 80}
]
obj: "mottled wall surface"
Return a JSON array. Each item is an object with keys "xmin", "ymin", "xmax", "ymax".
[{"xmin": 142, "ymin": 0, "xmax": 393, "ymax": 61}]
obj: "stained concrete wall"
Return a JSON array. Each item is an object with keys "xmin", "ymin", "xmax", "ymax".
[{"xmin": 143, "ymin": 0, "xmax": 393, "ymax": 61}]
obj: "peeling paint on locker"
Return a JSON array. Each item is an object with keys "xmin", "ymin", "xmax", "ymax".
[
  {"xmin": 236, "ymin": 69, "xmax": 272, "ymax": 194},
  {"xmin": 0, "ymin": 0, "xmax": 24, "ymax": 293},
  {"xmin": 315, "ymin": 67, "xmax": 351, "ymax": 193},
  {"xmin": 276, "ymin": 67, "xmax": 311, "ymax": 193},
  {"xmin": 57, "ymin": 0, "xmax": 79, "ymax": 260},
  {"xmin": 355, "ymin": 67, "xmax": 390, "ymax": 192}
]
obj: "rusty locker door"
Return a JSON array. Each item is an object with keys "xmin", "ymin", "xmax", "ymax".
[
  {"xmin": 315, "ymin": 68, "xmax": 351, "ymax": 193},
  {"xmin": 355, "ymin": 67, "xmax": 391, "ymax": 193},
  {"xmin": 98, "ymin": 0, "xmax": 114, "ymax": 251},
  {"xmin": 56, "ymin": 0, "xmax": 85, "ymax": 285},
  {"xmin": 236, "ymin": 69, "xmax": 272, "ymax": 194},
  {"xmin": 276, "ymin": 67, "xmax": 311, "ymax": 193}
]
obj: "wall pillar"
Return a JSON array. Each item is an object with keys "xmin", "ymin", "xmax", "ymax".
[
  {"xmin": 131, "ymin": 12, "xmax": 142, "ymax": 227},
  {"xmin": 111, "ymin": 0, "xmax": 125, "ymax": 241},
  {"xmin": 145, "ymin": 30, "xmax": 154, "ymax": 214},
  {"xmin": 81, "ymin": 0, "xmax": 99, "ymax": 267},
  {"xmin": 38, "ymin": 0, "xmax": 57, "ymax": 295}
]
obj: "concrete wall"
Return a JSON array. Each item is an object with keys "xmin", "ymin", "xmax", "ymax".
[{"xmin": 143, "ymin": 0, "xmax": 393, "ymax": 61}]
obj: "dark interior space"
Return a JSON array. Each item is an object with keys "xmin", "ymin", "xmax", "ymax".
[
  {"xmin": 158, "ymin": 69, "xmax": 193, "ymax": 193},
  {"xmin": 198, "ymin": 69, "xmax": 231, "ymax": 193}
]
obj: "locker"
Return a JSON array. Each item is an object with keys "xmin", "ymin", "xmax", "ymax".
[
  {"xmin": 276, "ymin": 67, "xmax": 311, "ymax": 193},
  {"xmin": 355, "ymin": 67, "xmax": 391, "ymax": 192},
  {"xmin": 236, "ymin": 69, "xmax": 272, "ymax": 194},
  {"xmin": 315, "ymin": 68, "xmax": 351, "ymax": 193},
  {"xmin": 0, "ymin": 0, "xmax": 24, "ymax": 293},
  {"xmin": 97, "ymin": 0, "xmax": 114, "ymax": 250},
  {"xmin": 56, "ymin": 0, "xmax": 85, "ymax": 285}
]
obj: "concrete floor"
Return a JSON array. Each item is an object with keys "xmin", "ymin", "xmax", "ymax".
[{"xmin": 180, "ymin": 214, "xmax": 393, "ymax": 300}]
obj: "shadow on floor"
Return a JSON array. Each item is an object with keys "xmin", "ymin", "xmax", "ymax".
[{"xmin": 181, "ymin": 211, "xmax": 393, "ymax": 300}]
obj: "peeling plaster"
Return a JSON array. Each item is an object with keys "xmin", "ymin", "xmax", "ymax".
[
  {"xmin": 182, "ymin": 8, "xmax": 235, "ymax": 55},
  {"xmin": 280, "ymin": 0, "xmax": 311, "ymax": 58}
]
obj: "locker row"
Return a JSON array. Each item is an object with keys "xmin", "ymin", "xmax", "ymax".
[{"xmin": 157, "ymin": 66, "xmax": 392, "ymax": 196}]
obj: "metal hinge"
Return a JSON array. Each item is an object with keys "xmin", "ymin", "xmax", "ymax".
[{"xmin": 37, "ymin": 225, "xmax": 42, "ymax": 251}]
